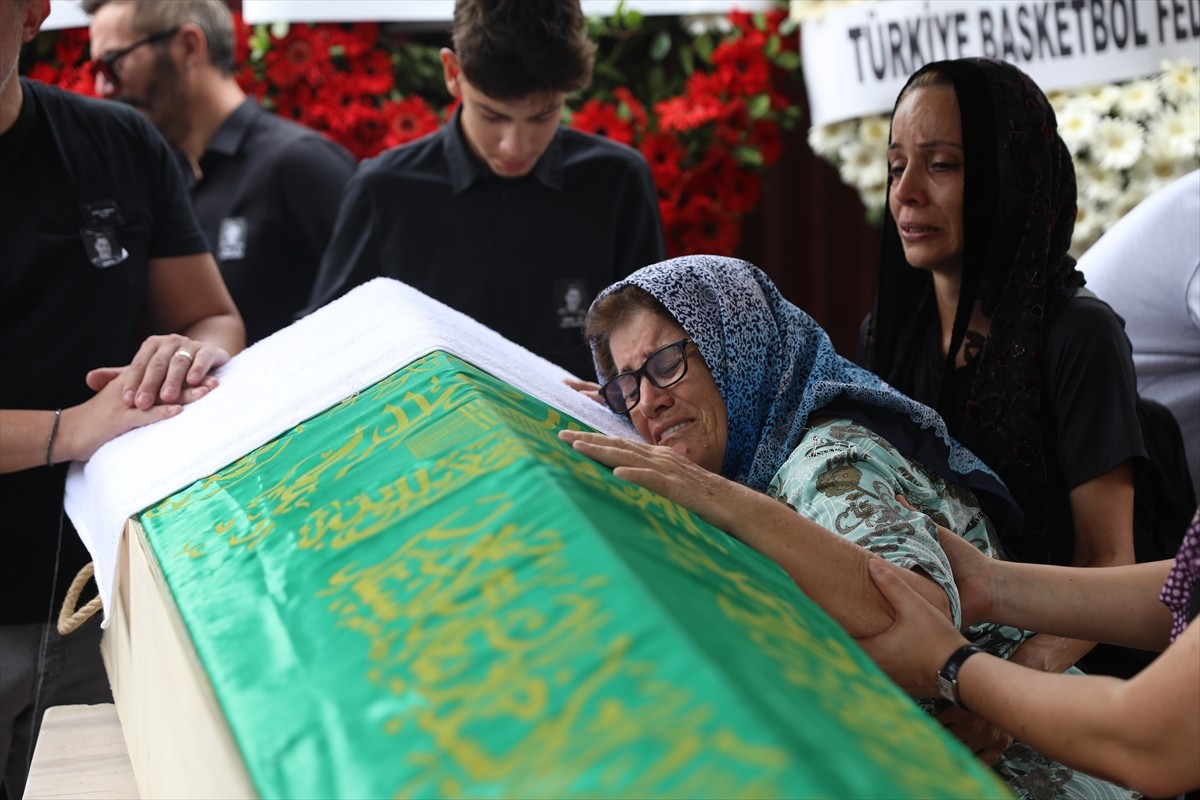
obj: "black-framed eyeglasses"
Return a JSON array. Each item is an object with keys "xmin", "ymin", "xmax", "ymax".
[
  {"xmin": 598, "ymin": 338, "xmax": 693, "ymax": 415},
  {"xmin": 94, "ymin": 27, "xmax": 181, "ymax": 86}
]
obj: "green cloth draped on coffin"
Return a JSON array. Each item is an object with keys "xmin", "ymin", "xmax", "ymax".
[{"xmin": 138, "ymin": 351, "xmax": 1011, "ymax": 799}]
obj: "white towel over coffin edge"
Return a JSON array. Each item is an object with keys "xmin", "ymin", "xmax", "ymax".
[{"xmin": 65, "ymin": 277, "xmax": 637, "ymax": 625}]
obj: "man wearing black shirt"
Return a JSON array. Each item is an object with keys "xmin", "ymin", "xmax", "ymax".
[
  {"xmin": 306, "ymin": 0, "xmax": 665, "ymax": 379},
  {"xmin": 87, "ymin": 0, "xmax": 355, "ymax": 345},
  {"xmin": 0, "ymin": 2, "xmax": 243, "ymax": 795}
]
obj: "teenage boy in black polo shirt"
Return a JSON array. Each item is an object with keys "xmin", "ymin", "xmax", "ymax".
[
  {"xmin": 0, "ymin": 1, "xmax": 244, "ymax": 795},
  {"xmin": 306, "ymin": 0, "xmax": 666, "ymax": 379},
  {"xmin": 87, "ymin": 0, "xmax": 355, "ymax": 345}
]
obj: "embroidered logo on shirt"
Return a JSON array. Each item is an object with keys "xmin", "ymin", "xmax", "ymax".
[
  {"xmin": 218, "ymin": 217, "xmax": 248, "ymax": 260},
  {"xmin": 81, "ymin": 226, "xmax": 129, "ymax": 269}
]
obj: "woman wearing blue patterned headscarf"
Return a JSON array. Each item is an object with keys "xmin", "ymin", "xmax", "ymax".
[{"xmin": 560, "ymin": 255, "xmax": 1136, "ymax": 800}]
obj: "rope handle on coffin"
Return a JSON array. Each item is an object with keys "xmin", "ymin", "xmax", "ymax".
[{"xmin": 57, "ymin": 561, "xmax": 103, "ymax": 635}]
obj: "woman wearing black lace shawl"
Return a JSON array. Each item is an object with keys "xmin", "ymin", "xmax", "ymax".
[{"xmin": 861, "ymin": 58, "xmax": 1146, "ymax": 679}]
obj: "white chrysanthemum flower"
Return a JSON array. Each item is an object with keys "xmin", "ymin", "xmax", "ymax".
[
  {"xmin": 1158, "ymin": 58, "xmax": 1200, "ymax": 107},
  {"xmin": 1056, "ymin": 101, "xmax": 1100, "ymax": 154},
  {"xmin": 1080, "ymin": 84, "xmax": 1122, "ymax": 114},
  {"xmin": 682, "ymin": 14, "xmax": 732, "ymax": 37},
  {"xmin": 1145, "ymin": 104, "xmax": 1200, "ymax": 160},
  {"xmin": 1109, "ymin": 186, "xmax": 1148, "ymax": 220},
  {"xmin": 1047, "ymin": 91, "xmax": 1070, "ymax": 114},
  {"xmin": 1135, "ymin": 134, "xmax": 1197, "ymax": 185},
  {"xmin": 1123, "ymin": 171, "xmax": 1170, "ymax": 210},
  {"xmin": 1115, "ymin": 79, "xmax": 1161, "ymax": 119},
  {"xmin": 790, "ymin": 0, "xmax": 866, "ymax": 24},
  {"xmin": 837, "ymin": 138, "xmax": 886, "ymax": 189},
  {"xmin": 857, "ymin": 114, "xmax": 891, "ymax": 147},
  {"xmin": 1076, "ymin": 159, "xmax": 1124, "ymax": 205},
  {"xmin": 807, "ymin": 120, "xmax": 858, "ymax": 159},
  {"xmin": 1090, "ymin": 117, "xmax": 1145, "ymax": 170},
  {"xmin": 1071, "ymin": 200, "xmax": 1104, "ymax": 257},
  {"xmin": 859, "ymin": 180, "xmax": 887, "ymax": 215}
]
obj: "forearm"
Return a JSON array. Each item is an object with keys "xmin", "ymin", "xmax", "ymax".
[
  {"xmin": 714, "ymin": 481, "xmax": 951, "ymax": 637},
  {"xmin": 1007, "ymin": 633, "xmax": 1094, "ymax": 674},
  {"xmin": 179, "ymin": 313, "xmax": 245, "ymax": 357},
  {"xmin": 0, "ymin": 409, "xmax": 60, "ymax": 474},
  {"xmin": 957, "ymin": 623, "xmax": 1200, "ymax": 798},
  {"xmin": 991, "ymin": 560, "xmax": 1174, "ymax": 651}
]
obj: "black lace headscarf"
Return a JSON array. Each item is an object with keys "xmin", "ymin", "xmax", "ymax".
[{"xmin": 864, "ymin": 58, "xmax": 1084, "ymax": 555}]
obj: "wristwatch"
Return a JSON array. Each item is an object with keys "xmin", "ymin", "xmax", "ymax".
[{"xmin": 936, "ymin": 644, "xmax": 985, "ymax": 709}]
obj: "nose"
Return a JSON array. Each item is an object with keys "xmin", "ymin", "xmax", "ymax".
[
  {"xmin": 634, "ymin": 376, "xmax": 673, "ymax": 417},
  {"xmin": 892, "ymin": 167, "xmax": 924, "ymax": 206},
  {"xmin": 497, "ymin": 124, "xmax": 532, "ymax": 160},
  {"xmin": 94, "ymin": 70, "xmax": 117, "ymax": 98}
]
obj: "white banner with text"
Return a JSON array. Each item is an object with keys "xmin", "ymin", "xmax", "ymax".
[{"xmin": 802, "ymin": 0, "xmax": 1200, "ymax": 126}]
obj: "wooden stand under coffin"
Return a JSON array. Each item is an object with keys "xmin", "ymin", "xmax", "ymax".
[{"xmin": 93, "ymin": 351, "xmax": 1010, "ymax": 799}]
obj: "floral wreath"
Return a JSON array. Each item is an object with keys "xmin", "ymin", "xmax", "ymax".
[{"xmin": 23, "ymin": 5, "xmax": 803, "ymax": 259}]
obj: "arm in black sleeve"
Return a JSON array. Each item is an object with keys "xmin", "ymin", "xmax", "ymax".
[
  {"xmin": 277, "ymin": 135, "xmax": 356, "ymax": 270},
  {"xmin": 302, "ymin": 166, "xmax": 388, "ymax": 316},
  {"xmin": 612, "ymin": 154, "xmax": 666, "ymax": 276}
]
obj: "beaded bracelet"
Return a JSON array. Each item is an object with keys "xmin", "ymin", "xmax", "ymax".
[{"xmin": 46, "ymin": 408, "xmax": 62, "ymax": 468}]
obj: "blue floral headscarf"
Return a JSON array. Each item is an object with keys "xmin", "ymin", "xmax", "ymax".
[{"xmin": 592, "ymin": 256, "xmax": 1020, "ymax": 534}]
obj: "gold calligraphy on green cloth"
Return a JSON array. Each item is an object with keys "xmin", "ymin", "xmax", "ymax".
[{"xmin": 139, "ymin": 351, "xmax": 1010, "ymax": 799}]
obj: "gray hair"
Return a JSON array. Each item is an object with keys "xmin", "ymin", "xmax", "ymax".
[{"xmin": 82, "ymin": 0, "xmax": 236, "ymax": 75}]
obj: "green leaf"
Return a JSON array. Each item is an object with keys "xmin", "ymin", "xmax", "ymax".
[
  {"xmin": 649, "ymin": 30, "xmax": 672, "ymax": 62},
  {"xmin": 774, "ymin": 51, "xmax": 801, "ymax": 71},
  {"xmin": 678, "ymin": 45, "xmax": 695, "ymax": 76},
  {"xmin": 748, "ymin": 94, "xmax": 772, "ymax": 119},
  {"xmin": 734, "ymin": 146, "xmax": 765, "ymax": 166},
  {"xmin": 693, "ymin": 34, "xmax": 714, "ymax": 62},
  {"xmin": 766, "ymin": 35, "xmax": 781, "ymax": 58}
]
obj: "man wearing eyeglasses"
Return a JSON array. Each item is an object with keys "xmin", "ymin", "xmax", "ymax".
[
  {"xmin": 0, "ymin": 1, "xmax": 245, "ymax": 796},
  {"xmin": 85, "ymin": 0, "xmax": 355, "ymax": 345}
]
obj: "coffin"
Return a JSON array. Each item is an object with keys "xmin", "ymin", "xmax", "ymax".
[{"xmin": 73, "ymin": 283, "xmax": 1009, "ymax": 798}]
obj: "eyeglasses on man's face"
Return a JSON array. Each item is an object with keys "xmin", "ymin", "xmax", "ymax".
[
  {"xmin": 599, "ymin": 338, "xmax": 693, "ymax": 415},
  {"xmin": 94, "ymin": 26, "xmax": 180, "ymax": 86}
]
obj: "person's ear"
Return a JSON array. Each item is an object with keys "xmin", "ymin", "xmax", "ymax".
[
  {"xmin": 440, "ymin": 48, "xmax": 462, "ymax": 99},
  {"xmin": 177, "ymin": 23, "xmax": 206, "ymax": 70},
  {"xmin": 22, "ymin": 0, "xmax": 52, "ymax": 43}
]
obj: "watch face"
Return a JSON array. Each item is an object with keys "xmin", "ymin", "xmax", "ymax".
[{"xmin": 936, "ymin": 672, "xmax": 957, "ymax": 704}]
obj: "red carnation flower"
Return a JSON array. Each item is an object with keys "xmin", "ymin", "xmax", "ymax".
[
  {"xmin": 272, "ymin": 83, "xmax": 316, "ymax": 124},
  {"xmin": 638, "ymin": 132, "xmax": 686, "ymax": 190},
  {"xmin": 232, "ymin": 12, "xmax": 251, "ymax": 66},
  {"xmin": 381, "ymin": 95, "xmax": 441, "ymax": 149},
  {"xmin": 349, "ymin": 101, "xmax": 389, "ymax": 159},
  {"xmin": 55, "ymin": 28, "xmax": 88, "ymax": 66},
  {"xmin": 748, "ymin": 119, "xmax": 784, "ymax": 165},
  {"xmin": 237, "ymin": 64, "xmax": 267, "ymax": 100},
  {"xmin": 331, "ymin": 22, "xmax": 380, "ymax": 59},
  {"xmin": 612, "ymin": 86, "xmax": 648, "ymax": 136},
  {"xmin": 655, "ymin": 94, "xmax": 723, "ymax": 134},
  {"xmin": 666, "ymin": 193, "xmax": 742, "ymax": 257},
  {"xmin": 711, "ymin": 35, "xmax": 770, "ymax": 96},
  {"xmin": 264, "ymin": 24, "xmax": 331, "ymax": 90},
  {"xmin": 348, "ymin": 49, "xmax": 395, "ymax": 96},
  {"xmin": 57, "ymin": 64, "xmax": 97, "ymax": 97},
  {"xmin": 28, "ymin": 62, "xmax": 60, "ymax": 86},
  {"xmin": 570, "ymin": 98, "xmax": 633, "ymax": 145}
]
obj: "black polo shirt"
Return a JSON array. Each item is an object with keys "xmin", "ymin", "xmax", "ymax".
[
  {"xmin": 306, "ymin": 107, "xmax": 666, "ymax": 378},
  {"xmin": 189, "ymin": 99, "xmax": 354, "ymax": 344},
  {"xmin": 1, "ymin": 79, "xmax": 209, "ymax": 624}
]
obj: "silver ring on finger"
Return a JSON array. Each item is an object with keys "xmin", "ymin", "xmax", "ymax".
[{"xmin": 175, "ymin": 349, "xmax": 195, "ymax": 362}]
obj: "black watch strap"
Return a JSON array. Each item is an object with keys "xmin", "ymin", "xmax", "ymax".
[{"xmin": 936, "ymin": 644, "xmax": 985, "ymax": 709}]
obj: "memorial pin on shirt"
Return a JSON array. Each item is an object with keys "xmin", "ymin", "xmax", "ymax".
[{"xmin": 79, "ymin": 199, "xmax": 129, "ymax": 268}]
